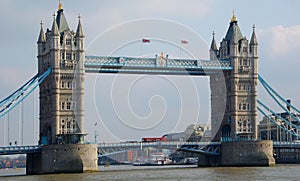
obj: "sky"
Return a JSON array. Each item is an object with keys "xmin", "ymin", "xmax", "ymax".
[{"xmin": 0, "ymin": 0, "xmax": 300, "ymax": 145}]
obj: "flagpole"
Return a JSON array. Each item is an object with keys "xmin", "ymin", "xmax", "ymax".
[
  {"xmin": 142, "ymin": 41, "xmax": 144, "ymax": 61},
  {"xmin": 142, "ymin": 39, "xmax": 150, "ymax": 60},
  {"xmin": 180, "ymin": 40, "xmax": 188, "ymax": 60}
]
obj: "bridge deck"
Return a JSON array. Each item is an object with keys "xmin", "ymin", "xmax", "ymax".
[
  {"xmin": 1, "ymin": 142, "xmax": 299, "ymax": 156},
  {"xmin": 0, "ymin": 146, "xmax": 41, "ymax": 155}
]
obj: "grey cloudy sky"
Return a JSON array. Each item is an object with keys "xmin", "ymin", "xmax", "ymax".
[{"xmin": 0, "ymin": 0, "xmax": 300, "ymax": 144}]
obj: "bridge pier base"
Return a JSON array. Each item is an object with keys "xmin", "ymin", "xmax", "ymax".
[
  {"xmin": 198, "ymin": 155, "xmax": 221, "ymax": 167},
  {"xmin": 198, "ymin": 140, "xmax": 275, "ymax": 167},
  {"xmin": 221, "ymin": 140, "xmax": 275, "ymax": 166},
  {"xmin": 26, "ymin": 144, "xmax": 98, "ymax": 175}
]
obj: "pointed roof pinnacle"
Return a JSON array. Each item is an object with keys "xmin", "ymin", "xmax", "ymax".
[
  {"xmin": 51, "ymin": 12, "xmax": 59, "ymax": 36},
  {"xmin": 58, "ymin": 0, "xmax": 63, "ymax": 11},
  {"xmin": 210, "ymin": 31, "xmax": 218, "ymax": 51},
  {"xmin": 38, "ymin": 20, "xmax": 46, "ymax": 43},
  {"xmin": 55, "ymin": 3, "xmax": 70, "ymax": 33},
  {"xmin": 225, "ymin": 10, "xmax": 243, "ymax": 44},
  {"xmin": 76, "ymin": 14, "xmax": 84, "ymax": 37},
  {"xmin": 250, "ymin": 24, "xmax": 258, "ymax": 45},
  {"xmin": 231, "ymin": 9, "xmax": 237, "ymax": 23}
]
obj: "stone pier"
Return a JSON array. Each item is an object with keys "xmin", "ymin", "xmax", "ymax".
[
  {"xmin": 26, "ymin": 144, "xmax": 98, "ymax": 175},
  {"xmin": 198, "ymin": 140, "xmax": 275, "ymax": 167}
]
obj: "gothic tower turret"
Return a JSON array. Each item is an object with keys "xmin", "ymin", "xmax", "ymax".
[
  {"xmin": 38, "ymin": 2, "xmax": 86, "ymax": 145},
  {"xmin": 210, "ymin": 31, "xmax": 218, "ymax": 60}
]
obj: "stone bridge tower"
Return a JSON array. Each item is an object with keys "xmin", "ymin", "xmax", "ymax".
[
  {"xmin": 28, "ymin": 2, "xmax": 98, "ymax": 174},
  {"xmin": 199, "ymin": 13, "xmax": 274, "ymax": 167},
  {"xmin": 210, "ymin": 13, "xmax": 258, "ymax": 141},
  {"xmin": 37, "ymin": 2, "xmax": 85, "ymax": 145}
]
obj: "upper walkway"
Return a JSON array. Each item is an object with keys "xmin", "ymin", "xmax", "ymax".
[{"xmin": 85, "ymin": 55, "xmax": 232, "ymax": 75}]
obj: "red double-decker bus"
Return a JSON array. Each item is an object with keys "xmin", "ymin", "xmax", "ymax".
[{"xmin": 141, "ymin": 136, "xmax": 166, "ymax": 142}]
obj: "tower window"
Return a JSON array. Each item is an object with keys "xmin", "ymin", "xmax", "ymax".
[
  {"xmin": 67, "ymin": 102, "xmax": 71, "ymax": 110},
  {"xmin": 66, "ymin": 38, "xmax": 72, "ymax": 45},
  {"xmin": 239, "ymin": 103, "xmax": 250, "ymax": 111},
  {"xmin": 61, "ymin": 81, "xmax": 65, "ymax": 88},
  {"xmin": 67, "ymin": 81, "xmax": 71, "ymax": 89},
  {"xmin": 61, "ymin": 52, "xmax": 65, "ymax": 60},
  {"xmin": 242, "ymin": 103, "xmax": 247, "ymax": 110},
  {"xmin": 66, "ymin": 53, "xmax": 72, "ymax": 60},
  {"xmin": 247, "ymin": 85, "xmax": 251, "ymax": 91},
  {"xmin": 67, "ymin": 121, "xmax": 71, "ymax": 129},
  {"xmin": 61, "ymin": 102, "xmax": 65, "ymax": 110},
  {"xmin": 243, "ymin": 59, "xmax": 248, "ymax": 66}
]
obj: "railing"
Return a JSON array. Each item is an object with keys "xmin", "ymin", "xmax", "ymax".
[
  {"xmin": 97, "ymin": 141, "xmax": 220, "ymax": 148},
  {"xmin": 273, "ymin": 141, "xmax": 300, "ymax": 148}
]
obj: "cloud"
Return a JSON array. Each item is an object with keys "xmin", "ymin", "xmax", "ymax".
[{"xmin": 259, "ymin": 25, "xmax": 300, "ymax": 57}]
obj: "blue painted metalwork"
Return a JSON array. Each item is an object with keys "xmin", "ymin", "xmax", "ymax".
[
  {"xmin": 0, "ymin": 68, "xmax": 51, "ymax": 118},
  {"xmin": 0, "ymin": 145, "xmax": 41, "ymax": 155},
  {"xmin": 257, "ymin": 99, "xmax": 300, "ymax": 137},
  {"xmin": 258, "ymin": 74, "xmax": 300, "ymax": 123},
  {"xmin": 98, "ymin": 142, "xmax": 221, "ymax": 156},
  {"xmin": 98, "ymin": 149, "xmax": 138, "ymax": 158},
  {"xmin": 273, "ymin": 141, "xmax": 300, "ymax": 149},
  {"xmin": 85, "ymin": 55, "xmax": 232, "ymax": 75},
  {"xmin": 258, "ymin": 74, "xmax": 300, "ymax": 138}
]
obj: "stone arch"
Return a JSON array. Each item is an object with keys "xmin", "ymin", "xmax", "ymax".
[{"xmin": 221, "ymin": 124, "xmax": 231, "ymax": 142}]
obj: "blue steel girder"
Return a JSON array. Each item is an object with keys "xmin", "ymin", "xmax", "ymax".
[
  {"xmin": 273, "ymin": 142, "xmax": 300, "ymax": 149},
  {"xmin": 0, "ymin": 68, "xmax": 51, "ymax": 118},
  {"xmin": 97, "ymin": 142, "xmax": 221, "ymax": 156},
  {"xmin": 0, "ymin": 145, "xmax": 41, "ymax": 155},
  {"xmin": 85, "ymin": 56, "xmax": 232, "ymax": 75}
]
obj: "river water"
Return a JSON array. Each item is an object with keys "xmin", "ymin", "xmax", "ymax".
[{"xmin": 0, "ymin": 165, "xmax": 300, "ymax": 181}]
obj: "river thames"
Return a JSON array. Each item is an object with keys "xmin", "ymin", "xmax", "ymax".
[{"xmin": 0, "ymin": 165, "xmax": 300, "ymax": 181}]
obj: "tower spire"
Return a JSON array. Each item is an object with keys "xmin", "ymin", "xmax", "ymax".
[
  {"xmin": 76, "ymin": 14, "xmax": 84, "ymax": 37},
  {"xmin": 231, "ymin": 9, "xmax": 237, "ymax": 22},
  {"xmin": 250, "ymin": 24, "xmax": 258, "ymax": 45},
  {"xmin": 58, "ymin": 0, "xmax": 63, "ymax": 11},
  {"xmin": 51, "ymin": 12, "xmax": 59, "ymax": 36},
  {"xmin": 56, "ymin": 1, "xmax": 70, "ymax": 33},
  {"xmin": 37, "ymin": 20, "xmax": 46, "ymax": 43},
  {"xmin": 210, "ymin": 31, "xmax": 218, "ymax": 51}
]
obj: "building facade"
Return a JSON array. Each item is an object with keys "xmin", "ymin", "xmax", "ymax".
[
  {"xmin": 37, "ymin": 2, "xmax": 85, "ymax": 145},
  {"xmin": 210, "ymin": 13, "xmax": 258, "ymax": 141}
]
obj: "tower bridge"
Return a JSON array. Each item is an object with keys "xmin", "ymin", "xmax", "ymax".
[{"xmin": 2, "ymin": 1, "xmax": 300, "ymax": 174}]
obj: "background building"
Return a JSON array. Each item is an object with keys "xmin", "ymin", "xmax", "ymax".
[{"xmin": 258, "ymin": 112, "xmax": 300, "ymax": 142}]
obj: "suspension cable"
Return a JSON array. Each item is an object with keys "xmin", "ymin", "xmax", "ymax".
[{"xmin": 258, "ymin": 74, "xmax": 300, "ymax": 124}]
